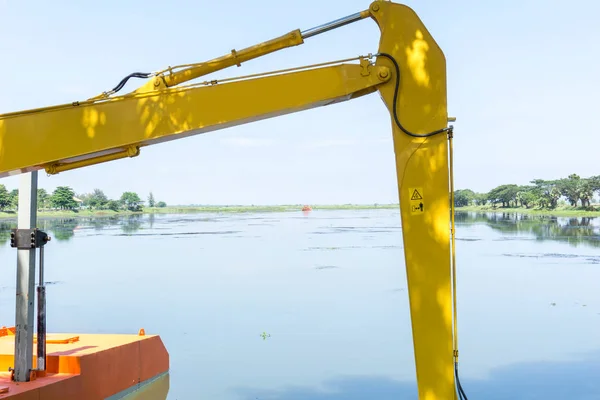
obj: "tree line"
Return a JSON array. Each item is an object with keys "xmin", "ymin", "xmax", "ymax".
[
  {"xmin": 0, "ymin": 185, "xmax": 166, "ymax": 212},
  {"xmin": 454, "ymin": 174, "xmax": 600, "ymax": 210}
]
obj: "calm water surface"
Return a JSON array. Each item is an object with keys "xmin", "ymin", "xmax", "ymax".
[{"xmin": 1, "ymin": 209, "xmax": 599, "ymax": 399}]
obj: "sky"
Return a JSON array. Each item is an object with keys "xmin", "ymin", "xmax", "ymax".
[{"xmin": 1, "ymin": 0, "xmax": 599, "ymax": 205}]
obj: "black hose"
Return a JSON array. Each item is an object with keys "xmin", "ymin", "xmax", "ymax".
[
  {"xmin": 108, "ymin": 72, "xmax": 153, "ymax": 95},
  {"xmin": 374, "ymin": 52, "xmax": 452, "ymax": 138},
  {"xmin": 455, "ymin": 362, "xmax": 469, "ymax": 400}
]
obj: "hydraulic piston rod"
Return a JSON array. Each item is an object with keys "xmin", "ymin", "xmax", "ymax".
[
  {"xmin": 301, "ymin": 11, "xmax": 369, "ymax": 39},
  {"xmin": 126, "ymin": 8, "xmax": 369, "ymax": 94}
]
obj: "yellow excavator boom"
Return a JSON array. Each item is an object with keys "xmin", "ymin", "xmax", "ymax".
[{"xmin": 0, "ymin": 2, "xmax": 460, "ymax": 399}]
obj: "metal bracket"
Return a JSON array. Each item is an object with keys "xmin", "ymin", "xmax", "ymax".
[
  {"xmin": 9, "ymin": 228, "xmax": 50, "ymax": 249},
  {"xmin": 360, "ymin": 57, "xmax": 371, "ymax": 77},
  {"xmin": 8, "ymin": 368, "xmax": 41, "ymax": 382}
]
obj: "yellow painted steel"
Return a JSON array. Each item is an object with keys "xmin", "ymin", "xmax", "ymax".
[
  {"xmin": 127, "ymin": 29, "xmax": 305, "ymax": 96},
  {"xmin": 0, "ymin": 62, "xmax": 388, "ymax": 177},
  {"xmin": 371, "ymin": 2, "xmax": 457, "ymax": 399},
  {"xmin": 0, "ymin": 1, "xmax": 459, "ymax": 398}
]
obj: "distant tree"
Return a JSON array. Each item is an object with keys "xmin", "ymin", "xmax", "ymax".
[
  {"xmin": 77, "ymin": 192, "xmax": 91, "ymax": 208},
  {"xmin": 106, "ymin": 200, "xmax": 120, "ymax": 212},
  {"xmin": 516, "ymin": 186, "xmax": 537, "ymax": 209},
  {"xmin": 530, "ymin": 179, "xmax": 560, "ymax": 209},
  {"xmin": 590, "ymin": 175, "xmax": 600, "ymax": 192},
  {"xmin": 50, "ymin": 186, "xmax": 78, "ymax": 210},
  {"xmin": 472, "ymin": 193, "xmax": 487, "ymax": 206},
  {"xmin": 454, "ymin": 189, "xmax": 475, "ymax": 207},
  {"xmin": 487, "ymin": 184, "xmax": 519, "ymax": 208},
  {"xmin": 37, "ymin": 188, "xmax": 49, "ymax": 210},
  {"xmin": 88, "ymin": 189, "xmax": 108, "ymax": 209},
  {"xmin": 556, "ymin": 174, "xmax": 581, "ymax": 206},
  {"xmin": 579, "ymin": 179, "xmax": 595, "ymax": 208},
  {"xmin": 8, "ymin": 189, "xmax": 18, "ymax": 210},
  {"xmin": 156, "ymin": 201, "xmax": 167, "ymax": 208},
  {"xmin": 120, "ymin": 192, "xmax": 143, "ymax": 212},
  {"xmin": 0, "ymin": 185, "xmax": 10, "ymax": 210},
  {"xmin": 148, "ymin": 192, "xmax": 155, "ymax": 208},
  {"xmin": 588, "ymin": 176, "xmax": 600, "ymax": 205}
]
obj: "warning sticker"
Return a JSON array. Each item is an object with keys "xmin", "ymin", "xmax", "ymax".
[
  {"xmin": 408, "ymin": 187, "xmax": 424, "ymax": 215},
  {"xmin": 410, "ymin": 189, "xmax": 423, "ymax": 200}
]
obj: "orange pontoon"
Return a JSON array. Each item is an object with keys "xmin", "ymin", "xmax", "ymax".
[{"xmin": 0, "ymin": 327, "xmax": 169, "ymax": 399}]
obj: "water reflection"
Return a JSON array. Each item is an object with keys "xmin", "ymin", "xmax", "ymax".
[
  {"xmin": 235, "ymin": 350, "xmax": 600, "ymax": 400},
  {"xmin": 0, "ymin": 215, "xmax": 147, "ymax": 245},
  {"xmin": 0, "ymin": 221, "xmax": 13, "ymax": 245},
  {"xmin": 120, "ymin": 214, "xmax": 144, "ymax": 234},
  {"xmin": 456, "ymin": 211, "xmax": 600, "ymax": 248},
  {"xmin": 1, "ymin": 209, "xmax": 599, "ymax": 399},
  {"xmin": 1, "ymin": 212, "xmax": 599, "ymax": 250},
  {"xmin": 42, "ymin": 218, "xmax": 79, "ymax": 241}
]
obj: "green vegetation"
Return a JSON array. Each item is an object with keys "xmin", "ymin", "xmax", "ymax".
[
  {"xmin": 0, "ymin": 185, "xmax": 168, "ymax": 218},
  {"xmin": 147, "ymin": 192, "xmax": 155, "ymax": 208},
  {"xmin": 0, "ymin": 196, "xmax": 398, "ymax": 219},
  {"xmin": 454, "ymin": 174, "xmax": 600, "ymax": 217},
  {"xmin": 0, "ymin": 183, "xmax": 399, "ymax": 218},
  {"xmin": 2, "ymin": 173, "xmax": 599, "ymax": 219}
]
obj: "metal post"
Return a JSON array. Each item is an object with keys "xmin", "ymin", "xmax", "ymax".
[
  {"xmin": 37, "ymin": 246, "xmax": 46, "ymax": 372},
  {"xmin": 14, "ymin": 171, "xmax": 38, "ymax": 382}
]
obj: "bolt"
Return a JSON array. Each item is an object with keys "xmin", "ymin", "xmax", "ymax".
[
  {"xmin": 378, "ymin": 69, "xmax": 389, "ymax": 80},
  {"xmin": 371, "ymin": 3, "xmax": 380, "ymax": 12}
]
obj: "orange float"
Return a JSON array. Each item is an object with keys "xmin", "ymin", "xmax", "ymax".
[{"xmin": 0, "ymin": 326, "xmax": 169, "ymax": 399}]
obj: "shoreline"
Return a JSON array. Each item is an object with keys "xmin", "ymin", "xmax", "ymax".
[
  {"xmin": 0, "ymin": 204, "xmax": 399, "ymax": 219},
  {"xmin": 0, "ymin": 204, "xmax": 598, "ymax": 220},
  {"xmin": 455, "ymin": 205, "xmax": 600, "ymax": 217}
]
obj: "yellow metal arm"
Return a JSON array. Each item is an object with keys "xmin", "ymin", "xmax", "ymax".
[
  {"xmin": 0, "ymin": 60, "xmax": 387, "ymax": 177},
  {"xmin": 0, "ymin": 2, "xmax": 458, "ymax": 399},
  {"xmin": 129, "ymin": 29, "xmax": 305, "ymax": 96}
]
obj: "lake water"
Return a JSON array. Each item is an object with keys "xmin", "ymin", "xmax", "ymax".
[{"xmin": 1, "ymin": 209, "xmax": 599, "ymax": 400}]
